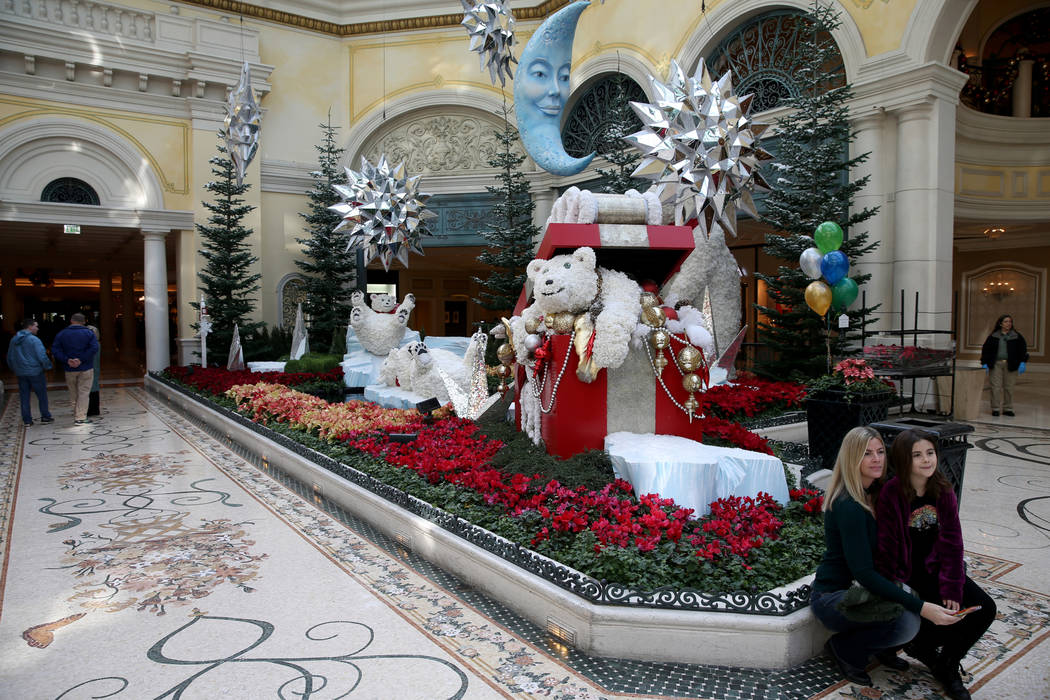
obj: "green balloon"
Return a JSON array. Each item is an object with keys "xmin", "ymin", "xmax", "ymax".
[
  {"xmin": 831, "ymin": 277, "xmax": 859, "ymax": 309},
  {"xmin": 814, "ymin": 221, "xmax": 844, "ymax": 254}
]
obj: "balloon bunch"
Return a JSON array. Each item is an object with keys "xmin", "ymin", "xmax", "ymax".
[{"xmin": 799, "ymin": 222, "xmax": 859, "ymax": 317}]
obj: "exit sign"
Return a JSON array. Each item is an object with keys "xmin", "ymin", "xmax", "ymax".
[{"xmin": 63, "ymin": 224, "xmax": 81, "ymax": 234}]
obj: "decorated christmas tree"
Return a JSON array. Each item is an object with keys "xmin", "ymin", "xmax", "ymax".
[
  {"xmin": 753, "ymin": 3, "xmax": 879, "ymax": 380},
  {"xmin": 295, "ymin": 115, "xmax": 358, "ymax": 353},
  {"xmin": 194, "ymin": 138, "xmax": 264, "ymax": 360},
  {"xmin": 472, "ymin": 106, "xmax": 541, "ymax": 313}
]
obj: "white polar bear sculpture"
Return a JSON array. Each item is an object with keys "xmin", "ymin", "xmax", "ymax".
[
  {"xmin": 378, "ymin": 340, "xmax": 476, "ymax": 405},
  {"xmin": 349, "ymin": 290, "xmax": 415, "ymax": 356},
  {"xmin": 511, "ymin": 247, "xmax": 641, "ymax": 378}
]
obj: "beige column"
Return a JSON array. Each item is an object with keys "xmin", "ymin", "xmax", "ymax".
[
  {"xmin": 143, "ymin": 229, "xmax": 170, "ymax": 372},
  {"xmin": 98, "ymin": 270, "xmax": 115, "ymax": 356},
  {"xmin": 1012, "ymin": 58, "xmax": 1034, "ymax": 118},
  {"xmin": 1, "ymin": 267, "xmax": 16, "ymax": 333},
  {"xmin": 892, "ymin": 99, "xmax": 957, "ymax": 332},
  {"xmin": 532, "ymin": 187, "xmax": 556, "ymax": 235},
  {"xmin": 120, "ymin": 271, "xmax": 137, "ymax": 362},
  {"xmin": 849, "ymin": 111, "xmax": 894, "ymax": 331}
]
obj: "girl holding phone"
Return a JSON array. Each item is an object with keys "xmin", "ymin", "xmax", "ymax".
[{"xmin": 876, "ymin": 429, "xmax": 996, "ymax": 700}]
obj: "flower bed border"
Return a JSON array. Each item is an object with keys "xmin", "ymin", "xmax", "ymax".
[{"xmin": 147, "ymin": 373, "xmax": 826, "ymax": 667}]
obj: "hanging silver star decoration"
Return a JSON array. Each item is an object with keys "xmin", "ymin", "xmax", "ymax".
[
  {"xmin": 624, "ymin": 59, "xmax": 773, "ymax": 235},
  {"xmin": 329, "ymin": 156, "xmax": 436, "ymax": 272},
  {"xmin": 223, "ymin": 62, "xmax": 261, "ymax": 187},
  {"xmin": 460, "ymin": 0, "xmax": 517, "ymax": 87}
]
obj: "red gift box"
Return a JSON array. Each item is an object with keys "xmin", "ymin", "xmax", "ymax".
[{"xmin": 514, "ymin": 222, "xmax": 700, "ymax": 458}]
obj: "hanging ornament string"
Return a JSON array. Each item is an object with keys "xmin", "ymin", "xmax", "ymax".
[{"xmin": 530, "ymin": 329, "xmax": 575, "ymax": 414}]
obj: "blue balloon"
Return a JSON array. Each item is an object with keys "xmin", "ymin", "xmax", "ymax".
[{"xmin": 821, "ymin": 250, "xmax": 849, "ymax": 285}]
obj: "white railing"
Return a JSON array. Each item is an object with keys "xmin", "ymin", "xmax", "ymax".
[{"xmin": 0, "ymin": 0, "xmax": 155, "ymax": 42}]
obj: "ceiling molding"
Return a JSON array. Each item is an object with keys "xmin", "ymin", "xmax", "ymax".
[{"xmin": 175, "ymin": 0, "xmax": 571, "ymax": 36}]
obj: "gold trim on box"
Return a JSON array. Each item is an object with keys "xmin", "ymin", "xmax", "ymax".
[{"xmin": 177, "ymin": 0, "xmax": 573, "ymax": 36}]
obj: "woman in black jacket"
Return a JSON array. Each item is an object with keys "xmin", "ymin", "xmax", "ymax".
[{"xmin": 980, "ymin": 315, "xmax": 1028, "ymax": 417}]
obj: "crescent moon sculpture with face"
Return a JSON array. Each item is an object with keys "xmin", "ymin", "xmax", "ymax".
[{"xmin": 514, "ymin": 1, "xmax": 594, "ymax": 176}]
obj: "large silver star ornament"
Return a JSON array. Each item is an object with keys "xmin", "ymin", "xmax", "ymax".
[
  {"xmin": 624, "ymin": 59, "xmax": 773, "ymax": 235},
  {"xmin": 460, "ymin": 0, "xmax": 517, "ymax": 87},
  {"xmin": 329, "ymin": 156, "xmax": 436, "ymax": 272},
  {"xmin": 223, "ymin": 62, "xmax": 261, "ymax": 186}
]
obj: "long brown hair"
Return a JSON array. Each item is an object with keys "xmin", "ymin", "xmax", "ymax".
[{"xmin": 889, "ymin": 428, "xmax": 951, "ymax": 503}]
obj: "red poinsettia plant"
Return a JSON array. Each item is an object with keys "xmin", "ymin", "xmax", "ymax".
[{"xmin": 807, "ymin": 358, "xmax": 896, "ymax": 403}]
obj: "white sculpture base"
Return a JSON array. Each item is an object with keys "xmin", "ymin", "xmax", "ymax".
[
  {"xmin": 364, "ymin": 384, "xmax": 435, "ymax": 410},
  {"xmin": 604, "ymin": 432, "xmax": 789, "ymax": 516},
  {"xmin": 247, "ymin": 361, "xmax": 287, "ymax": 373}
]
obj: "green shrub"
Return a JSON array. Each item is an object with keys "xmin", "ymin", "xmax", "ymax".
[{"xmin": 284, "ymin": 353, "xmax": 343, "ymax": 373}]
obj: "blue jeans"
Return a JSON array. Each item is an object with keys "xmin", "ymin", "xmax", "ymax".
[
  {"xmin": 17, "ymin": 373, "xmax": 51, "ymax": 424},
  {"xmin": 811, "ymin": 588, "xmax": 921, "ymax": 669}
]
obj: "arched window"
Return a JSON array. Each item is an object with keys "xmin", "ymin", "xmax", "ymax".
[
  {"xmin": 278, "ymin": 276, "xmax": 308, "ymax": 329},
  {"xmin": 561, "ymin": 74, "xmax": 647, "ymax": 159},
  {"xmin": 707, "ymin": 10, "xmax": 845, "ymax": 113},
  {"xmin": 959, "ymin": 7, "xmax": 1050, "ymax": 117},
  {"xmin": 41, "ymin": 177, "xmax": 100, "ymax": 205}
]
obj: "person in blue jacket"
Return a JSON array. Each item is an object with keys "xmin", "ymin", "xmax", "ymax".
[
  {"xmin": 6, "ymin": 318, "xmax": 54, "ymax": 427},
  {"xmin": 51, "ymin": 312, "xmax": 100, "ymax": 424}
]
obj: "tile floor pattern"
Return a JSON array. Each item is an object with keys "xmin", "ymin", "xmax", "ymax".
[{"xmin": 0, "ymin": 386, "xmax": 1047, "ymax": 699}]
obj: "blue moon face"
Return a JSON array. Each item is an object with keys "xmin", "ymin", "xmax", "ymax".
[{"xmin": 514, "ymin": 1, "xmax": 595, "ymax": 177}]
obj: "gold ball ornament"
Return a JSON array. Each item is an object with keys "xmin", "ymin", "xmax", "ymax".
[
  {"xmin": 640, "ymin": 291, "xmax": 660, "ymax": 308},
  {"xmin": 551, "ymin": 312, "xmax": 576, "ymax": 334},
  {"xmin": 682, "ymin": 372, "xmax": 703, "ymax": 393},
  {"xmin": 653, "ymin": 354, "xmax": 668, "ymax": 371},
  {"xmin": 496, "ymin": 343, "xmax": 515, "ymax": 366},
  {"xmin": 643, "ymin": 305, "xmax": 666, "ymax": 328},
  {"xmin": 650, "ymin": 329, "xmax": 670, "ymax": 350},
  {"xmin": 684, "ymin": 395, "xmax": 699, "ymax": 414},
  {"xmin": 524, "ymin": 317, "xmax": 543, "ymax": 334},
  {"xmin": 677, "ymin": 346, "xmax": 703, "ymax": 372},
  {"xmin": 497, "ymin": 364, "xmax": 511, "ymax": 378}
]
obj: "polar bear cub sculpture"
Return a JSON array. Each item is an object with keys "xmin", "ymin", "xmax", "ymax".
[
  {"xmin": 349, "ymin": 290, "xmax": 415, "ymax": 355},
  {"xmin": 378, "ymin": 340, "xmax": 476, "ymax": 405}
]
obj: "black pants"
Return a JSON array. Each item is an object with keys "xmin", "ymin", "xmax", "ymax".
[
  {"xmin": 87, "ymin": 390, "xmax": 100, "ymax": 416},
  {"xmin": 911, "ymin": 575, "xmax": 996, "ymax": 663}
]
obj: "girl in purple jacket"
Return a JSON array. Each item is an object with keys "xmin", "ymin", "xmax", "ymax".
[{"xmin": 876, "ymin": 429, "xmax": 995, "ymax": 700}]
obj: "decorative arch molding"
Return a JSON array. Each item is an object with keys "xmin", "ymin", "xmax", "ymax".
[
  {"xmin": 355, "ymin": 104, "xmax": 532, "ymax": 178},
  {"xmin": 960, "ymin": 260, "xmax": 1045, "ymax": 356},
  {"xmin": 676, "ymin": 0, "xmax": 866, "ymax": 84},
  {"xmin": 276, "ymin": 273, "xmax": 309, "ymax": 330},
  {"xmin": 902, "ymin": 0, "xmax": 979, "ymax": 65},
  {"xmin": 0, "ymin": 116, "xmax": 164, "ymax": 209},
  {"xmin": 344, "ymin": 88, "xmax": 510, "ymax": 168},
  {"xmin": 570, "ymin": 51, "xmax": 656, "ymax": 103}
]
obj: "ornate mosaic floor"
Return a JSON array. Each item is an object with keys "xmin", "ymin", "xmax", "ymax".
[{"xmin": 1, "ymin": 387, "xmax": 1048, "ymax": 699}]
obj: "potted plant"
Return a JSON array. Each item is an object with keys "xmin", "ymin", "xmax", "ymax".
[{"xmin": 805, "ymin": 358, "xmax": 896, "ymax": 471}]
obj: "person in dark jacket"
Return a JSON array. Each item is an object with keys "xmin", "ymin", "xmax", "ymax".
[
  {"xmin": 876, "ymin": 429, "xmax": 995, "ymax": 700},
  {"xmin": 51, "ymin": 312, "xmax": 100, "ymax": 424},
  {"xmin": 979, "ymin": 314, "xmax": 1028, "ymax": 416},
  {"xmin": 810, "ymin": 426, "xmax": 959, "ymax": 688},
  {"xmin": 6, "ymin": 318, "xmax": 54, "ymax": 427}
]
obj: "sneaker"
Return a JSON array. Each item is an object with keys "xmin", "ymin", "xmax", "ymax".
[
  {"xmin": 1004, "ymin": 410, "xmax": 1015, "ymax": 417},
  {"xmin": 40, "ymin": 416, "xmax": 54, "ymax": 424},
  {"xmin": 991, "ymin": 410, "xmax": 1000, "ymax": 417},
  {"xmin": 23, "ymin": 421, "xmax": 33, "ymax": 427},
  {"xmin": 74, "ymin": 418, "xmax": 93, "ymax": 425}
]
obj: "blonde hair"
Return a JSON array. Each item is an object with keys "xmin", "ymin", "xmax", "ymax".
[{"xmin": 823, "ymin": 426, "xmax": 884, "ymax": 514}]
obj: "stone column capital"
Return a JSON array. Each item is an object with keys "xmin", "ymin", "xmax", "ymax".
[{"xmin": 142, "ymin": 228, "xmax": 170, "ymax": 241}]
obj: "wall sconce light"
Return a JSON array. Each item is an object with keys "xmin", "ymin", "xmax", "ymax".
[
  {"xmin": 981, "ymin": 280, "xmax": 1015, "ymax": 300},
  {"xmin": 983, "ymin": 227, "xmax": 1005, "ymax": 239}
]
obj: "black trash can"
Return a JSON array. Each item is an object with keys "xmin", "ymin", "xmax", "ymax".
[
  {"xmin": 806, "ymin": 391, "xmax": 892, "ymax": 472},
  {"xmin": 869, "ymin": 418, "xmax": 974, "ymax": 505}
]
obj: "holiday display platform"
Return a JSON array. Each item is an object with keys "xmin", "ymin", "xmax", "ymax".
[{"xmin": 148, "ymin": 372, "xmax": 825, "ymax": 668}]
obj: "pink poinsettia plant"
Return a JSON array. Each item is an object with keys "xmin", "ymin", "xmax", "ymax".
[{"xmin": 807, "ymin": 357, "xmax": 896, "ymax": 402}]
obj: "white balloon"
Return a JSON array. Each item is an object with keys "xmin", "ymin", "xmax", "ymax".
[{"xmin": 800, "ymin": 247, "xmax": 823, "ymax": 280}]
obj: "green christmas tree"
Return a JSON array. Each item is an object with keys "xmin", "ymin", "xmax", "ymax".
[
  {"xmin": 472, "ymin": 106, "xmax": 542, "ymax": 313},
  {"xmin": 295, "ymin": 114, "xmax": 357, "ymax": 353},
  {"xmin": 595, "ymin": 74, "xmax": 645, "ymax": 195},
  {"xmin": 753, "ymin": 3, "xmax": 879, "ymax": 380},
  {"xmin": 193, "ymin": 138, "xmax": 264, "ymax": 361}
]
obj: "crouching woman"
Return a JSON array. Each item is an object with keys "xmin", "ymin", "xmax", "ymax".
[{"xmin": 810, "ymin": 426, "xmax": 960, "ymax": 687}]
